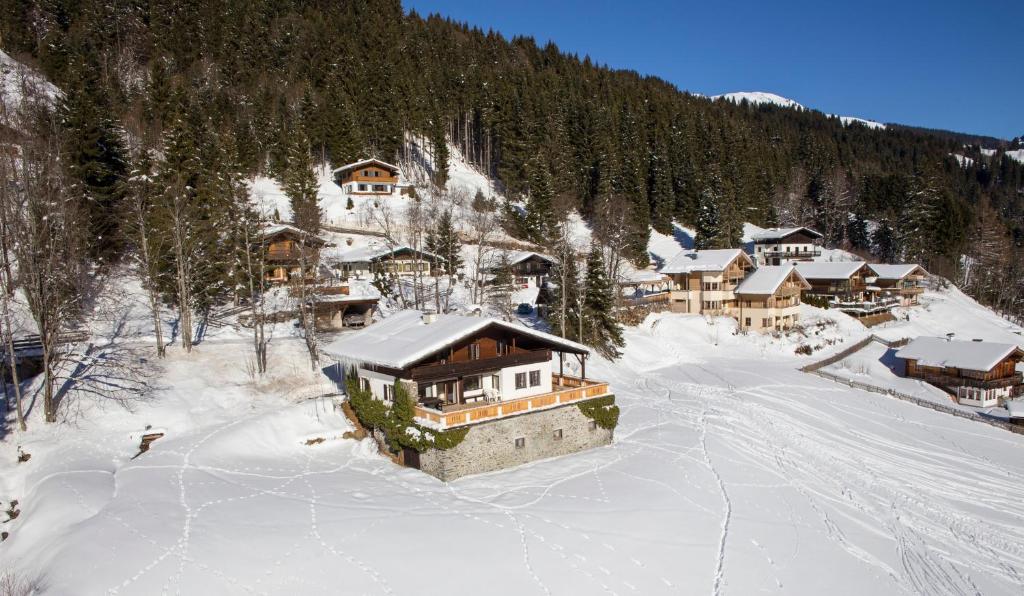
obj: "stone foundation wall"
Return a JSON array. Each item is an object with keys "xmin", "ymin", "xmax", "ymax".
[{"xmin": 417, "ymin": 401, "xmax": 613, "ymax": 481}]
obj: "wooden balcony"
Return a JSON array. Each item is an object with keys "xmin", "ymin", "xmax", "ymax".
[
  {"xmin": 912, "ymin": 371, "xmax": 1023, "ymax": 392},
  {"xmin": 414, "ymin": 374, "xmax": 612, "ymax": 429},
  {"xmin": 265, "ymin": 248, "xmax": 319, "ymax": 262},
  {"xmin": 900, "ymin": 286, "xmax": 925, "ymax": 295},
  {"xmin": 410, "ymin": 350, "xmax": 551, "ymax": 383},
  {"xmin": 761, "ymin": 248, "xmax": 821, "ymax": 259}
]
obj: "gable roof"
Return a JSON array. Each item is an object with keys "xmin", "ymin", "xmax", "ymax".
[
  {"xmin": 482, "ymin": 250, "xmax": 555, "ymax": 271},
  {"xmin": 750, "ymin": 226, "xmax": 823, "ymax": 242},
  {"xmin": 868, "ymin": 263, "xmax": 927, "ymax": 280},
  {"xmin": 896, "ymin": 337, "xmax": 1024, "ymax": 372},
  {"xmin": 332, "ymin": 158, "xmax": 400, "ymax": 175},
  {"xmin": 321, "ymin": 310, "xmax": 589, "ymax": 369},
  {"xmin": 734, "ymin": 265, "xmax": 810, "ymax": 295},
  {"xmin": 262, "ymin": 223, "xmax": 327, "ymax": 246},
  {"xmin": 332, "ymin": 244, "xmax": 445, "ymax": 264},
  {"xmin": 794, "ymin": 260, "xmax": 869, "ymax": 281},
  {"xmin": 659, "ymin": 248, "xmax": 752, "ymax": 274}
]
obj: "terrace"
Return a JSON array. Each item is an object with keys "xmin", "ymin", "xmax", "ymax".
[{"xmin": 413, "ymin": 374, "xmax": 612, "ymax": 429}]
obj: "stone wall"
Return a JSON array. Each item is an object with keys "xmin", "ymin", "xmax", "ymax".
[{"xmin": 417, "ymin": 400, "xmax": 614, "ymax": 481}]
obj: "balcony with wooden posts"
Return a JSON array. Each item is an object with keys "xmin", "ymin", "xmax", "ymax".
[
  {"xmin": 413, "ymin": 374, "xmax": 612, "ymax": 429},
  {"xmin": 265, "ymin": 246, "xmax": 320, "ymax": 262},
  {"xmin": 760, "ymin": 247, "xmax": 821, "ymax": 259},
  {"xmin": 831, "ymin": 295, "xmax": 900, "ymax": 314}
]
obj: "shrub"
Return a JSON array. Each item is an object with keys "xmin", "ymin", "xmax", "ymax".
[
  {"xmin": 345, "ymin": 379, "xmax": 468, "ymax": 453},
  {"xmin": 577, "ymin": 395, "xmax": 620, "ymax": 430}
]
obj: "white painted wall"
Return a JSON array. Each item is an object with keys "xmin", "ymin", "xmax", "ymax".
[
  {"xmin": 499, "ymin": 360, "xmax": 553, "ymax": 401},
  {"xmin": 357, "ymin": 367, "xmax": 397, "ymax": 403}
]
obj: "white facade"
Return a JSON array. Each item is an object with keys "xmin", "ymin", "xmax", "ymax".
[
  {"xmin": 956, "ymin": 385, "xmax": 1012, "ymax": 408},
  {"xmin": 344, "ymin": 182, "xmax": 394, "ymax": 195},
  {"xmin": 356, "ymin": 360, "xmax": 554, "ymax": 405}
]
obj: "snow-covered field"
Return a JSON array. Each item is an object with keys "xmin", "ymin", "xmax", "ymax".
[{"xmin": 3, "ymin": 278, "xmax": 1024, "ymax": 595}]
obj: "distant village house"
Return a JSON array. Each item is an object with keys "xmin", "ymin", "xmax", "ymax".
[
  {"xmin": 733, "ymin": 265, "xmax": 811, "ymax": 331},
  {"xmin": 332, "ymin": 158, "xmax": 401, "ymax": 196},
  {"xmin": 262, "ymin": 224, "xmax": 327, "ymax": 284},
  {"xmin": 750, "ymin": 227, "xmax": 823, "ymax": 266},
  {"xmin": 867, "ymin": 264, "xmax": 928, "ymax": 307},
  {"xmin": 896, "ymin": 337, "xmax": 1024, "ymax": 407},
  {"xmin": 660, "ymin": 248, "xmax": 754, "ymax": 317}
]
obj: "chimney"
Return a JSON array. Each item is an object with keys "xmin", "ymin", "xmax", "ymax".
[
  {"xmin": 945, "ymin": 333, "xmax": 955, "ymax": 342},
  {"xmin": 421, "ymin": 310, "xmax": 438, "ymax": 325}
]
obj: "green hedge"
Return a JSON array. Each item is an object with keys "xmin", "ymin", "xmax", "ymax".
[
  {"xmin": 577, "ymin": 395, "xmax": 620, "ymax": 430},
  {"xmin": 345, "ymin": 378, "xmax": 469, "ymax": 453}
]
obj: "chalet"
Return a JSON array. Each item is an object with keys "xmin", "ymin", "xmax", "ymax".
[
  {"xmin": 332, "ymin": 158, "xmax": 400, "ymax": 196},
  {"xmin": 750, "ymin": 227, "xmax": 823, "ymax": 266},
  {"xmin": 323, "ymin": 310, "xmax": 615, "ymax": 481},
  {"xmin": 483, "ymin": 250, "xmax": 555, "ymax": 289},
  {"xmin": 896, "ymin": 337, "xmax": 1024, "ymax": 407},
  {"xmin": 867, "ymin": 264, "xmax": 927, "ymax": 307},
  {"xmin": 309, "ymin": 280, "xmax": 381, "ymax": 330},
  {"xmin": 332, "ymin": 244, "xmax": 444, "ymax": 279},
  {"xmin": 660, "ymin": 249, "xmax": 754, "ymax": 316},
  {"xmin": 262, "ymin": 224, "xmax": 327, "ymax": 284},
  {"xmin": 794, "ymin": 261, "xmax": 898, "ymax": 318},
  {"xmin": 733, "ymin": 265, "xmax": 811, "ymax": 332}
]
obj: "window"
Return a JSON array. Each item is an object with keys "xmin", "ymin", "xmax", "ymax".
[
  {"xmin": 360, "ymin": 378, "xmax": 370, "ymax": 392},
  {"xmin": 553, "ymin": 429, "xmax": 563, "ymax": 440},
  {"xmin": 744, "ymin": 318, "xmax": 751, "ymax": 327},
  {"xmin": 491, "ymin": 374, "xmax": 500, "ymax": 390},
  {"xmin": 357, "ymin": 183, "xmax": 368, "ymax": 192},
  {"xmin": 496, "ymin": 339, "xmax": 508, "ymax": 355},
  {"xmin": 529, "ymin": 370, "xmax": 541, "ymax": 387},
  {"xmin": 515, "ymin": 372, "xmax": 527, "ymax": 389},
  {"xmin": 514, "ymin": 437, "xmax": 526, "ymax": 449},
  {"xmin": 762, "ymin": 318, "xmax": 771, "ymax": 327},
  {"xmin": 468, "ymin": 343, "xmax": 480, "ymax": 360},
  {"xmin": 463, "ymin": 375, "xmax": 480, "ymax": 392},
  {"xmin": 588, "ymin": 420, "xmax": 598, "ymax": 431},
  {"xmin": 383, "ymin": 384, "xmax": 394, "ymax": 401}
]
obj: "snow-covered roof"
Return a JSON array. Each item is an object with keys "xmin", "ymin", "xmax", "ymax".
[
  {"xmin": 749, "ymin": 226, "xmax": 823, "ymax": 242},
  {"xmin": 262, "ymin": 223, "xmax": 326, "ymax": 245},
  {"xmin": 794, "ymin": 261, "xmax": 868, "ymax": 281},
  {"xmin": 331, "ymin": 244, "xmax": 444, "ymax": 263},
  {"xmin": 481, "ymin": 250, "xmax": 554, "ymax": 270},
  {"xmin": 868, "ymin": 264, "xmax": 926, "ymax": 280},
  {"xmin": 734, "ymin": 265, "xmax": 808, "ymax": 295},
  {"xmin": 659, "ymin": 249, "xmax": 750, "ymax": 274},
  {"xmin": 896, "ymin": 337, "xmax": 1024, "ymax": 372},
  {"xmin": 321, "ymin": 310, "xmax": 589, "ymax": 369},
  {"xmin": 331, "ymin": 158, "xmax": 400, "ymax": 174}
]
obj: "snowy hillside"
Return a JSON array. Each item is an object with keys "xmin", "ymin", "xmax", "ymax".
[
  {"xmin": 713, "ymin": 91, "xmax": 886, "ymax": 130},
  {"xmin": 0, "ymin": 50, "xmax": 60, "ymax": 114},
  {"xmin": 3, "ymin": 267, "xmax": 1024, "ymax": 594}
]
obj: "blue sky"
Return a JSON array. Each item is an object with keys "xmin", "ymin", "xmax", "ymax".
[{"xmin": 403, "ymin": 0, "xmax": 1022, "ymax": 140}]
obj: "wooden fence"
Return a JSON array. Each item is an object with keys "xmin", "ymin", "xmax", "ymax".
[{"xmin": 803, "ymin": 336, "xmax": 1024, "ymax": 436}]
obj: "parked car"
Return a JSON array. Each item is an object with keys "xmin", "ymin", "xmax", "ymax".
[{"xmin": 516, "ymin": 303, "xmax": 534, "ymax": 315}]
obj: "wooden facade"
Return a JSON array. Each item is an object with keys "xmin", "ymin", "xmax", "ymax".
[
  {"xmin": 333, "ymin": 159, "xmax": 400, "ymax": 195},
  {"xmin": 262, "ymin": 226, "xmax": 326, "ymax": 284},
  {"xmin": 753, "ymin": 228, "xmax": 823, "ymax": 265},
  {"xmin": 901, "ymin": 348, "xmax": 1024, "ymax": 406},
  {"xmin": 666, "ymin": 253, "xmax": 754, "ymax": 316},
  {"xmin": 734, "ymin": 269, "xmax": 810, "ymax": 332}
]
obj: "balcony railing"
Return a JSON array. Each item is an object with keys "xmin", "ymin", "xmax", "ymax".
[
  {"xmin": 410, "ymin": 350, "xmax": 552, "ymax": 383},
  {"xmin": 413, "ymin": 375, "xmax": 612, "ymax": 429},
  {"xmin": 831, "ymin": 296, "xmax": 900, "ymax": 313},
  {"xmin": 761, "ymin": 248, "xmax": 822, "ymax": 259},
  {"xmin": 266, "ymin": 248, "xmax": 319, "ymax": 262},
  {"xmin": 913, "ymin": 372, "xmax": 1023, "ymax": 392}
]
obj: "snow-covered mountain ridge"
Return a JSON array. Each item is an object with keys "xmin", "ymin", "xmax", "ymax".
[{"xmin": 713, "ymin": 90, "xmax": 887, "ymax": 130}]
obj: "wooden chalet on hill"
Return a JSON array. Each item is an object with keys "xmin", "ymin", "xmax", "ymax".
[
  {"xmin": 794, "ymin": 261, "xmax": 899, "ymax": 318},
  {"xmin": 896, "ymin": 337, "xmax": 1024, "ymax": 407},
  {"xmin": 660, "ymin": 249, "xmax": 754, "ymax": 317},
  {"xmin": 332, "ymin": 158, "xmax": 400, "ymax": 196},
  {"xmin": 323, "ymin": 310, "xmax": 615, "ymax": 480},
  {"xmin": 482, "ymin": 250, "xmax": 555, "ymax": 289},
  {"xmin": 750, "ymin": 226, "xmax": 823, "ymax": 266},
  {"xmin": 331, "ymin": 244, "xmax": 445, "ymax": 279},
  {"xmin": 733, "ymin": 265, "xmax": 811, "ymax": 331},
  {"xmin": 867, "ymin": 264, "xmax": 928, "ymax": 306},
  {"xmin": 261, "ymin": 224, "xmax": 327, "ymax": 284}
]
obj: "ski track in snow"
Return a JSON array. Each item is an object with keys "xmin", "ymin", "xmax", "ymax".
[{"xmin": 6, "ymin": 318, "xmax": 1024, "ymax": 594}]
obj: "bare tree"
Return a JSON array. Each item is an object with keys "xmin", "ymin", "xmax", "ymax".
[
  {"xmin": 464, "ymin": 195, "xmax": 500, "ymax": 305},
  {"xmin": 293, "ymin": 233, "xmax": 321, "ymax": 370},
  {"xmin": 5, "ymin": 95, "xmax": 89, "ymax": 422},
  {"xmin": 125, "ymin": 147, "xmax": 167, "ymax": 358},
  {"xmin": 241, "ymin": 197, "xmax": 272, "ymax": 374}
]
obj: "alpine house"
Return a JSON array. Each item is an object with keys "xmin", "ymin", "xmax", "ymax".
[{"xmin": 322, "ymin": 310, "xmax": 617, "ymax": 480}]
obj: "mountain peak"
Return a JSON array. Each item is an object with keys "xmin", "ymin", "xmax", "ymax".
[{"xmin": 711, "ymin": 91, "xmax": 804, "ymax": 110}]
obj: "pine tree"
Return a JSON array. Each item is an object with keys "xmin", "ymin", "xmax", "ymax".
[
  {"xmin": 282, "ymin": 125, "xmax": 322, "ymax": 234},
  {"xmin": 695, "ymin": 184, "xmax": 723, "ymax": 250},
  {"xmin": 431, "ymin": 116, "xmax": 449, "ymax": 187},
  {"xmin": 582, "ymin": 244, "xmax": 624, "ymax": 359},
  {"xmin": 523, "ymin": 156, "xmax": 557, "ymax": 243}
]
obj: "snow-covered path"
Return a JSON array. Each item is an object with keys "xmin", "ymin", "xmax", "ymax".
[{"xmin": 3, "ymin": 309, "xmax": 1024, "ymax": 594}]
